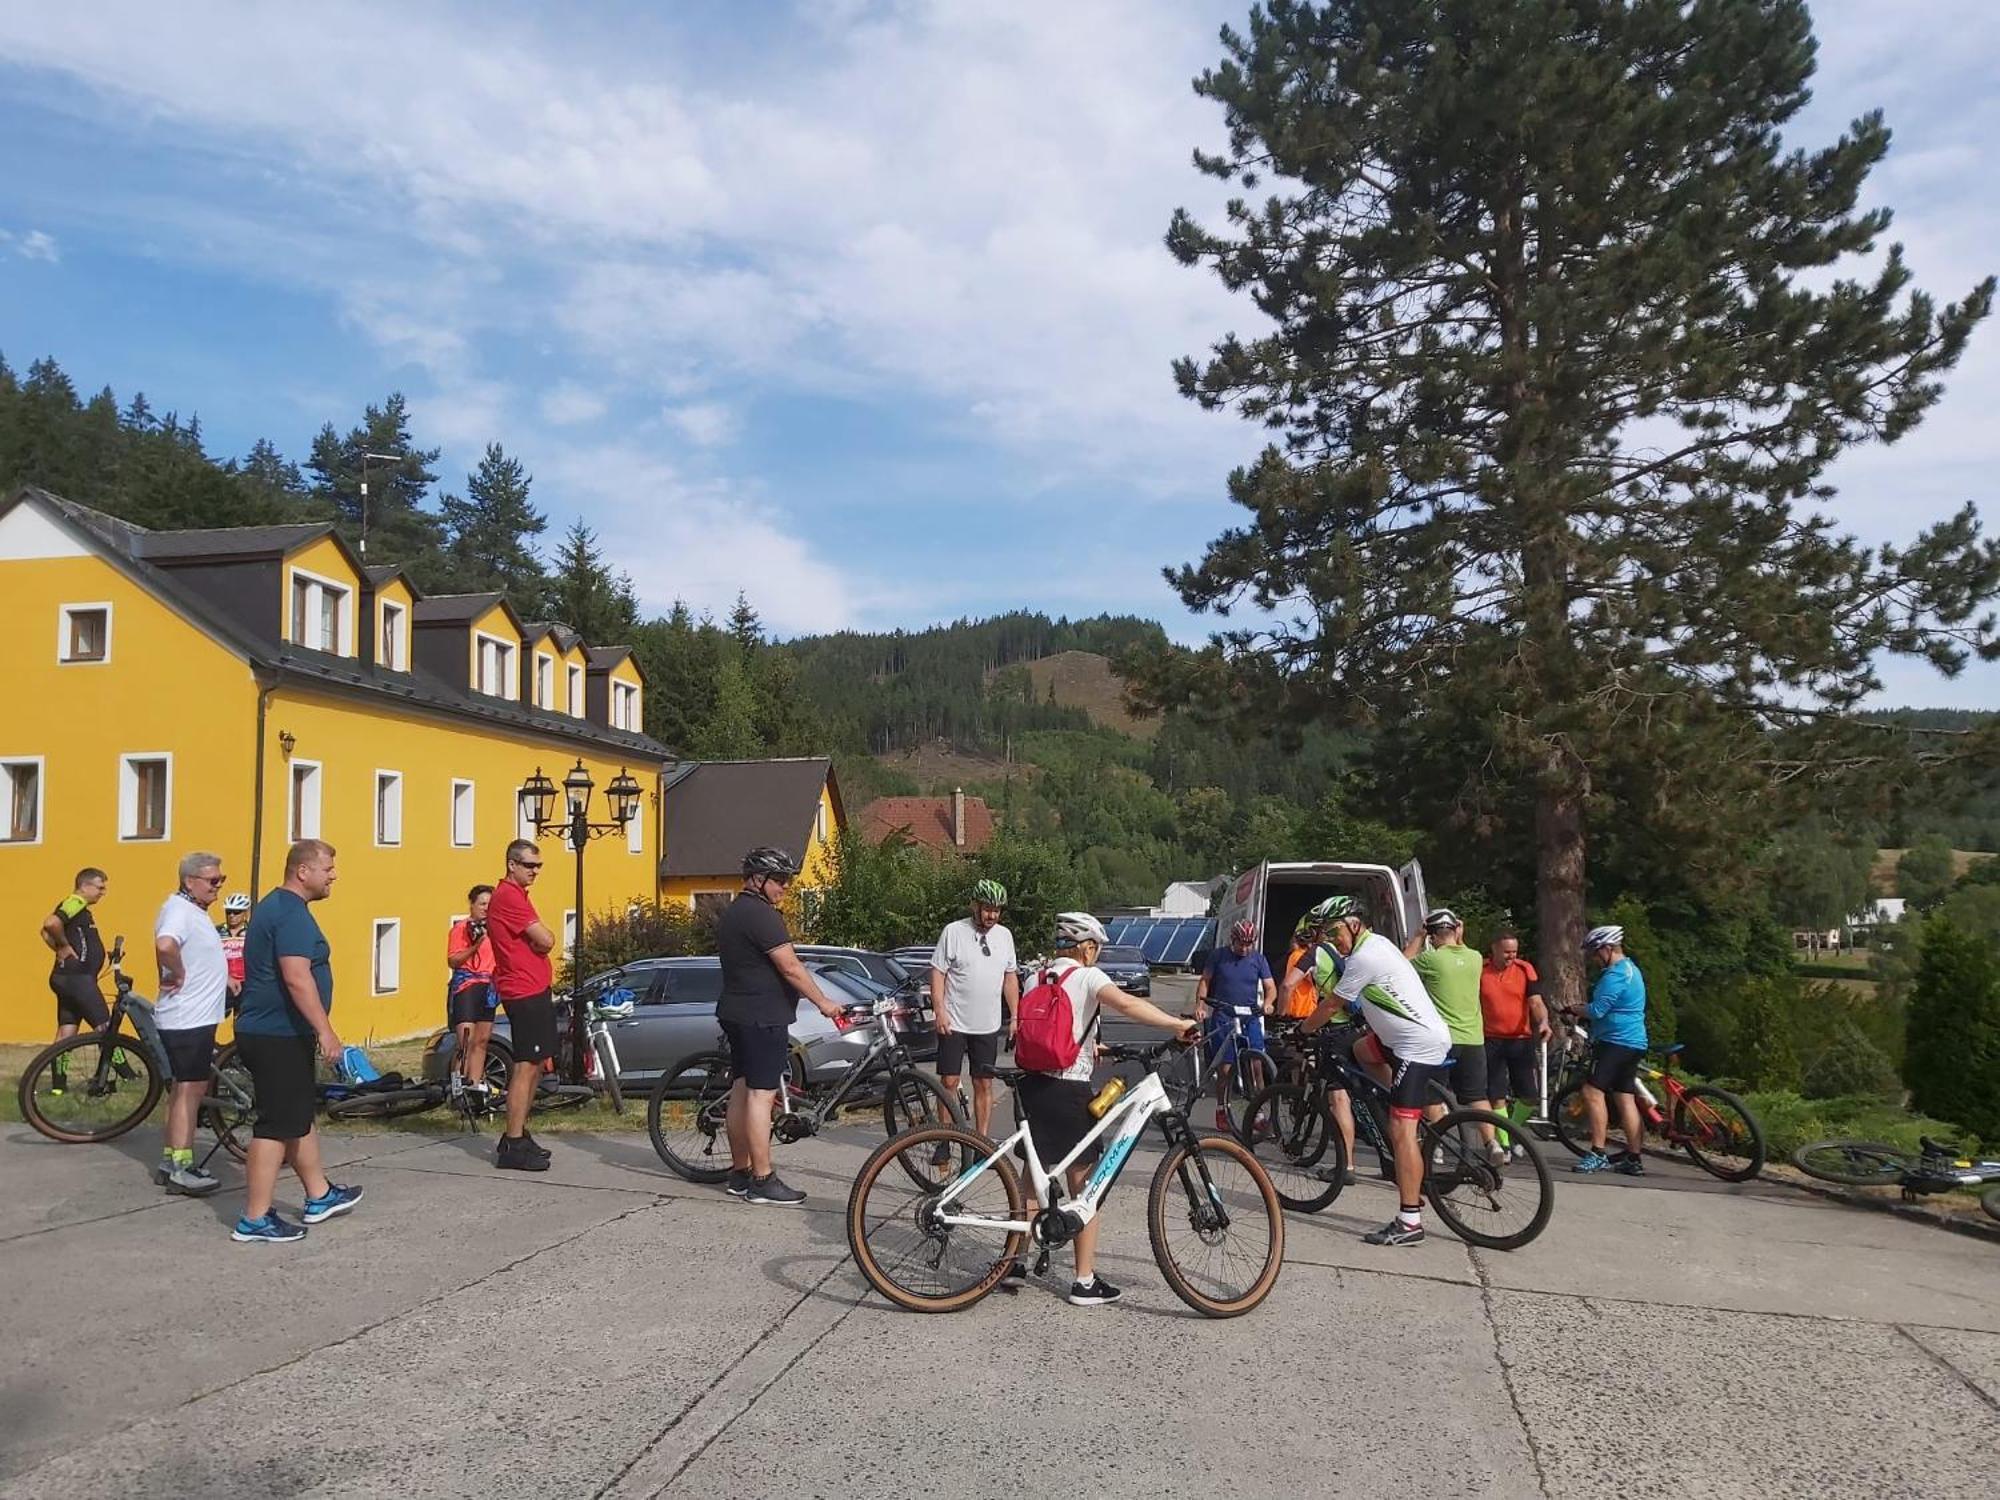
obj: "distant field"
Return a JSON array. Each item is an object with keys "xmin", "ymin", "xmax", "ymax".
[
  {"xmin": 1870, "ymin": 846, "xmax": 1995, "ymax": 894},
  {"xmin": 1006, "ymin": 650, "xmax": 1157, "ymax": 739}
]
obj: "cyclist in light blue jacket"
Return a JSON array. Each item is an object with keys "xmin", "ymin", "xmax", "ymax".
[{"xmin": 1576, "ymin": 924, "xmax": 1648, "ymax": 1176}]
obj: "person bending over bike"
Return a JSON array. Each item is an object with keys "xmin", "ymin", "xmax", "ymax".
[
  {"xmin": 1194, "ymin": 918, "xmax": 1274, "ymax": 1130},
  {"xmin": 1019, "ymin": 912, "xmax": 1196, "ymax": 1306},
  {"xmin": 1575, "ymin": 924, "xmax": 1648, "ymax": 1176},
  {"xmin": 1297, "ymin": 897, "xmax": 1452, "ymax": 1246}
]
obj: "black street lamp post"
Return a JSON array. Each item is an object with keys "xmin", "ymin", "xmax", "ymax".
[{"xmin": 517, "ymin": 760, "xmax": 644, "ymax": 1083}]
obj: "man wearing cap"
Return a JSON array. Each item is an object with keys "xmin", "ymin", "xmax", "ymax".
[{"xmin": 930, "ymin": 879, "xmax": 1018, "ymax": 1144}]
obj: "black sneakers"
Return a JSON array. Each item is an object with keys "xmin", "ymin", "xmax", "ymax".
[
  {"xmin": 726, "ymin": 1169, "xmax": 753, "ymax": 1197},
  {"xmin": 745, "ymin": 1173, "xmax": 805, "ymax": 1206},
  {"xmin": 495, "ymin": 1134, "xmax": 550, "ymax": 1172},
  {"xmin": 1066, "ymin": 1275, "xmax": 1123, "ymax": 1307},
  {"xmin": 1363, "ymin": 1217, "xmax": 1426, "ymax": 1246}
]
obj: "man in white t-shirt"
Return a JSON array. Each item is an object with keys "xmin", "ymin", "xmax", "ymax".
[
  {"xmin": 152, "ymin": 850, "xmax": 232, "ymax": 1197},
  {"xmin": 929, "ymin": 879, "xmax": 1019, "ymax": 1142}
]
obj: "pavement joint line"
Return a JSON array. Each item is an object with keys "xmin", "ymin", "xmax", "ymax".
[
  {"xmin": 1894, "ymin": 1324, "xmax": 2000, "ymax": 1416},
  {"xmin": 1469, "ymin": 1247, "xmax": 1553, "ymax": 1500},
  {"xmin": 374, "ymin": 1159, "xmax": 675, "ymax": 1199},
  {"xmin": 595, "ymin": 1254, "xmax": 864, "ymax": 1500}
]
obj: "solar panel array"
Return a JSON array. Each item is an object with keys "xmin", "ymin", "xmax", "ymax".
[{"xmin": 1100, "ymin": 915, "xmax": 1215, "ymax": 966}]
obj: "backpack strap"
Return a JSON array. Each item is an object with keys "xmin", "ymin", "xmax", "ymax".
[{"xmin": 1057, "ymin": 962, "xmax": 1102, "ymax": 1056}]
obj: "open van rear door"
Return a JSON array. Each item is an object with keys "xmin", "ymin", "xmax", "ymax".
[
  {"xmin": 1396, "ymin": 860, "xmax": 1429, "ymax": 942},
  {"xmin": 1216, "ymin": 862, "xmax": 1268, "ymax": 945}
]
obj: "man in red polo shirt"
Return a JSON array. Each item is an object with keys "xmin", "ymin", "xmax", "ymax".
[
  {"xmin": 488, "ymin": 839, "xmax": 558, "ymax": 1172},
  {"xmin": 1480, "ymin": 929, "xmax": 1551, "ymax": 1156}
]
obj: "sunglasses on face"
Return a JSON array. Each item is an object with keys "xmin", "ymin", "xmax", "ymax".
[
  {"xmin": 195, "ymin": 874, "xmax": 227, "ymax": 887},
  {"xmin": 513, "ymin": 859, "xmax": 543, "ymax": 871}
]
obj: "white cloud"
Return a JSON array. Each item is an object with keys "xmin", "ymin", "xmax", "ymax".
[
  {"xmin": 539, "ymin": 381, "xmax": 607, "ymax": 427},
  {"xmin": 0, "ymin": 227, "xmax": 60, "ymax": 262},
  {"xmin": 662, "ymin": 401, "xmax": 736, "ymax": 447}
]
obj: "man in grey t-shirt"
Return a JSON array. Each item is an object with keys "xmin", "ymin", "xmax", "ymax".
[{"xmin": 929, "ymin": 879, "xmax": 1018, "ymax": 1141}]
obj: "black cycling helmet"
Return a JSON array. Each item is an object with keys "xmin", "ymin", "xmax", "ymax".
[{"xmin": 742, "ymin": 846, "xmax": 800, "ymax": 880}]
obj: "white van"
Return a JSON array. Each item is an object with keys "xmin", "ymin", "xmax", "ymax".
[{"xmin": 1214, "ymin": 859, "xmax": 1430, "ymax": 974}]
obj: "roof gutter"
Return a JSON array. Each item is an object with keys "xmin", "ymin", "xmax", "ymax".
[{"xmin": 249, "ymin": 670, "xmax": 281, "ymax": 901}]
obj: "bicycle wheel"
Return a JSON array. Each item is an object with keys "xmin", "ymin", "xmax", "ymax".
[
  {"xmin": 1673, "ymin": 1084, "xmax": 1764, "ymax": 1182},
  {"xmin": 1790, "ymin": 1139, "xmax": 1907, "ymax": 1186},
  {"xmin": 1981, "ymin": 1184, "xmax": 2000, "ymax": 1224},
  {"xmin": 881, "ymin": 1068, "xmax": 964, "ymax": 1189},
  {"xmin": 1238, "ymin": 1082, "xmax": 1345, "ymax": 1213},
  {"xmin": 1148, "ymin": 1132, "xmax": 1284, "ymax": 1318},
  {"xmin": 1423, "ymin": 1107, "xmax": 1553, "ymax": 1250},
  {"xmin": 1227, "ymin": 1048, "xmax": 1278, "ymax": 1134},
  {"xmin": 324, "ymin": 1086, "xmax": 443, "ymax": 1121},
  {"xmin": 1549, "ymin": 1081, "xmax": 1594, "ymax": 1158},
  {"xmin": 17, "ymin": 1030, "xmax": 164, "ymax": 1144},
  {"xmin": 200, "ymin": 1043, "xmax": 255, "ymax": 1163},
  {"xmin": 591, "ymin": 1032, "xmax": 625, "ymax": 1114},
  {"xmin": 647, "ymin": 1052, "xmax": 734, "ymax": 1182},
  {"xmin": 847, "ymin": 1124, "xmax": 1026, "ymax": 1313}
]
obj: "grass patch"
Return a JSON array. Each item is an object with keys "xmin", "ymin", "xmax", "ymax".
[{"xmin": 1737, "ymin": 1089, "xmax": 1983, "ymax": 1160}]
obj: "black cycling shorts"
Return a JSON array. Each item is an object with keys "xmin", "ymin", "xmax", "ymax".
[
  {"xmin": 1588, "ymin": 1043, "xmax": 1645, "ymax": 1095},
  {"xmin": 935, "ymin": 1029, "xmax": 1001, "ymax": 1080},
  {"xmin": 720, "ymin": 1019, "xmax": 789, "ymax": 1091},
  {"xmin": 236, "ymin": 1032, "xmax": 317, "ymax": 1141},
  {"xmin": 450, "ymin": 982, "xmax": 497, "ymax": 1029},
  {"xmin": 1017, "ymin": 1074, "xmax": 1100, "ymax": 1169},
  {"xmin": 1444, "ymin": 1043, "xmax": 1488, "ymax": 1109},
  {"xmin": 1484, "ymin": 1037, "xmax": 1540, "ymax": 1102},
  {"xmin": 502, "ymin": 991, "xmax": 557, "ymax": 1064},
  {"xmin": 50, "ymin": 973, "xmax": 109, "ymax": 1029},
  {"xmin": 160, "ymin": 1024, "xmax": 219, "ymax": 1084},
  {"xmin": 1388, "ymin": 1057, "xmax": 1450, "ymax": 1118}
]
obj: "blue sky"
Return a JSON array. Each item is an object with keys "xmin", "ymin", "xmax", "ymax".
[{"xmin": 0, "ymin": 1, "xmax": 1995, "ymax": 708}]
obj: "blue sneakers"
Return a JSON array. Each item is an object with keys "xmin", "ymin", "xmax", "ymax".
[
  {"xmin": 301, "ymin": 1183, "xmax": 364, "ymax": 1224},
  {"xmin": 1572, "ymin": 1150, "xmax": 1611, "ymax": 1173},
  {"xmin": 232, "ymin": 1212, "xmax": 308, "ymax": 1244}
]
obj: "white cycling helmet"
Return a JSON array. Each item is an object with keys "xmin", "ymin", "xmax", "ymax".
[
  {"xmin": 1582, "ymin": 924, "xmax": 1624, "ymax": 952},
  {"xmin": 1054, "ymin": 911, "xmax": 1108, "ymax": 948},
  {"xmin": 224, "ymin": 892, "xmax": 252, "ymax": 913},
  {"xmin": 1423, "ymin": 906, "xmax": 1462, "ymax": 933}
]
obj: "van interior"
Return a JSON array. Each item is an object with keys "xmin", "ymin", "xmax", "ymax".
[{"xmin": 1260, "ymin": 866, "xmax": 1408, "ymax": 972}]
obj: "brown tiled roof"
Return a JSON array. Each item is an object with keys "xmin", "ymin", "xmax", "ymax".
[
  {"xmin": 858, "ymin": 795, "xmax": 994, "ymax": 854},
  {"xmin": 662, "ymin": 758, "xmax": 839, "ymax": 878}
]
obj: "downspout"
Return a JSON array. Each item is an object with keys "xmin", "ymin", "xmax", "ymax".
[{"xmin": 249, "ymin": 672, "xmax": 279, "ymax": 901}]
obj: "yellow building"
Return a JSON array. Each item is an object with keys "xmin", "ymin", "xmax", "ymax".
[
  {"xmin": 0, "ymin": 486, "xmax": 668, "ymax": 1044},
  {"xmin": 660, "ymin": 758, "xmax": 843, "ymax": 917}
]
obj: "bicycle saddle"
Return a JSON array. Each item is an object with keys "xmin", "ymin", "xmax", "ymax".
[
  {"xmin": 1661, "ymin": 1043, "xmax": 1687, "ymax": 1056},
  {"xmin": 1919, "ymin": 1135, "xmax": 1964, "ymax": 1157}
]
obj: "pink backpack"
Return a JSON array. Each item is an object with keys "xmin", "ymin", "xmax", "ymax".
[{"xmin": 1014, "ymin": 964, "xmax": 1097, "ymax": 1073}]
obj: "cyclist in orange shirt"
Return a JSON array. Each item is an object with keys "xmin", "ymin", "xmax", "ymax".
[{"xmin": 1480, "ymin": 928, "xmax": 1551, "ymax": 1158}]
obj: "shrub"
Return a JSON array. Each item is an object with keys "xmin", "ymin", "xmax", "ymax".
[
  {"xmin": 565, "ymin": 900, "xmax": 713, "ymax": 985},
  {"xmin": 1801, "ymin": 1023, "xmax": 1900, "ymax": 1101},
  {"xmin": 1734, "ymin": 977, "xmax": 1800, "ymax": 1092},
  {"xmin": 1905, "ymin": 917, "xmax": 2000, "ymax": 1142}
]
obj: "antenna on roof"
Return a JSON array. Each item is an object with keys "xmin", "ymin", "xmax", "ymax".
[{"xmin": 358, "ymin": 451, "xmax": 402, "ymax": 557}]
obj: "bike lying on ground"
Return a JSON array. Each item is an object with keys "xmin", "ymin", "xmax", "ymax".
[
  {"xmin": 1791, "ymin": 1136, "xmax": 2000, "ymax": 1222},
  {"xmin": 1545, "ymin": 1022, "xmax": 1765, "ymax": 1182},
  {"xmin": 17, "ymin": 938, "xmax": 167, "ymax": 1144},
  {"xmin": 647, "ymin": 992, "xmax": 959, "ymax": 1188},
  {"xmin": 847, "ymin": 1040, "xmax": 1284, "ymax": 1317},
  {"xmin": 1239, "ymin": 1021, "xmax": 1555, "ymax": 1250}
]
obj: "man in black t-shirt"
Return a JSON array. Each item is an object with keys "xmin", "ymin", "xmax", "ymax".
[{"xmin": 717, "ymin": 847, "xmax": 844, "ymax": 1206}]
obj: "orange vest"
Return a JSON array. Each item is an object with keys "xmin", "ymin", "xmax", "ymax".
[{"xmin": 1278, "ymin": 943, "xmax": 1319, "ymax": 1019}]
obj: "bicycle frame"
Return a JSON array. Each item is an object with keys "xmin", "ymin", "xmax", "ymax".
[
  {"xmin": 933, "ymin": 1070, "xmax": 1179, "ymax": 1235},
  {"xmin": 771, "ymin": 999, "xmax": 915, "ymax": 1129}
]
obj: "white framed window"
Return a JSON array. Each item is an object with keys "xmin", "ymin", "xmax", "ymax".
[
  {"xmin": 475, "ymin": 633, "xmax": 517, "ymax": 698},
  {"xmin": 2, "ymin": 756, "xmax": 44, "ymax": 844},
  {"xmin": 288, "ymin": 568, "xmax": 353, "ymax": 655},
  {"xmin": 379, "ymin": 600, "xmax": 407, "ymax": 671},
  {"xmin": 562, "ymin": 909, "xmax": 577, "ymax": 958},
  {"xmin": 289, "ymin": 759, "xmax": 323, "ymax": 841},
  {"xmin": 626, "ymin": 804, "xmax": 644, "ymax": 855},
  {"xmin": 611, "ymin": 680, "xmax": 640, "ymax": 731},
  {"xmin": 535, "ymin": 653, "xmax": 555, "ymax": 709},
  {"xmin": 815, "ymin": 799, "xmax": 828, "ymax": 844},
  {"xmin": 118, "ymin": 753, "xmax": 172, "ymax": 841},
  {"xmin": 451, "ymin": 779, "xmax": 476, "ymax": 847},
  {"xmin": 374, "ymin": 769, "xmax": 403, "ymax": 846},
  {"xmin": 371, "ymin": 918, "xmax": 401, "ymax": 995},
  {"xmin": 567, "ymin": 663, "xmax": 584, "ymax": 717},
  {"xmin": 58, "ymin": 603, "xmax": 112, "ymax": 665}
]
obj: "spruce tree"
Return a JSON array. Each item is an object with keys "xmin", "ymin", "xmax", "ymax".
[
  {"xmin": 1905, "ymin": 917, "xmax": 2000, "ymax": 1139},
  {"xmin": 439, "ymin": 442, "xmax": 548, "ymax": 597},
  {"xmin": 542, "ymin": 519, "xmax": 639, "ymax": 642},
  {"xmin": 305, "ymin": 392, "xmax": 444, "ymax": 571},
  {"xmin": 1142, "ymin": 0, "xmax": 1999, "ymax": 1004}
]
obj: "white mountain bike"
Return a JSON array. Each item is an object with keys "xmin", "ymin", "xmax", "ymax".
[{"xmin": 846, "ymin": 1040, "xmax": 1284, "ymax": 1318}]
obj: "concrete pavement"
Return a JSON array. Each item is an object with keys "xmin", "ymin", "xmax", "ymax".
[{"xmin": 2, "ymin": 1103, "xmax": 1997, "ymax": 1498}]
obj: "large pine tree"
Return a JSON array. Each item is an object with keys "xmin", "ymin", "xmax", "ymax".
[
  {"xmin": 439, "ymin": 441, "xmax": 548, "ymax": 596},
  {"xmin": 542, "ymin": 519, "xmax": 639, "ymax": 642},
  {"xmin": 1143, "ymin": 0, "xmax": 1999, "ymax": 1003},
  {"xmin": 305, "ymin": 392, "xmax": 444, "ymax": 572}
]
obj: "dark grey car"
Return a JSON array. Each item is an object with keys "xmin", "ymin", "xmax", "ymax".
[
  {"xmin": 421, "ymin": 957, "xmax": 936, "ymax": 1087},
  {"xmin": 1097, "ymin": 944, "xmax": 1152, "ymax": 996}
]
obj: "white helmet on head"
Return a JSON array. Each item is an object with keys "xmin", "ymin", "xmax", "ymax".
[
  {"xmin": 1582, "ymin": 924, "xmax": 1624, "ymax": 952},
  {"xmin": 224, "ymin": 892, "xmax": 252, "ymax": 913},
  {"xmin": 1054, "ymin": 911, "xmax": 1108, "ymax": 948}
]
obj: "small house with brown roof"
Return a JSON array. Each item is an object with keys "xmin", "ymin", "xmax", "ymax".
[
  {"xmin": 857, "ymin": 788, "xmax": 993, "ymax": 855},
  {"xmin": 661, "ymin": 758, "xmax": 844, "ymax": 916}
]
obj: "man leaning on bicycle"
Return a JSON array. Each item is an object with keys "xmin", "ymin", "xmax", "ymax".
[{"xmin": 1194, "ymin": 919, "xmax": 1275, "ymax": 1132}]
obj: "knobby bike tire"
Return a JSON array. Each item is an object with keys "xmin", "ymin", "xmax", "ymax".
[
  {"xmin": 1549, "ymin": 1081, "xmax": 1593, "ymax": 1159},
  {"xmin": 592, "ymin": 1033, "xmax": 625, "ymax": 1114},
  {"xmin": 1238, "ymin": 1081, "xmax": 1345, "ymax": 1213},
  {"xmin": 1147, "ymin": 1132, "xmax": 1285, "ymax": 1318},
  {"xmin": 1422, "ymin": 1106, "xmax": 1555, "ymax": 1251},
  {"xmin": 201, "ymin": 1042, "xmax": 253, "ymax": 1163},
  {"xmin": 1982, "ymin": 1184, "xmax": 2000, "ymax": 1224},
  {"xmin": 323, "ymin": 1086, "xmax": 444, "ymax": 1122},
  {"xmin": 1225, "ymin": 1048, "xmax": 1278, "ymax": 1135},
  {"xmin": 647, "ymin": 1051, "xmax": 734, "ymax": 1182},
  {"xmin": 880, "ymin": 1068, "xmax": 965, "ymax": 1190},
  {"xmin": 1673, "ymin": 1084, "xmax": 1765, "ymax": 1182},
  {"xmin": 17, "ymin": 1030, "xmax": 165, "ymax": 1144},
  {"xmin": 847, "ymin": 1124, "xmax": 1027, "ymax": 1314},
  {"xmin": 1790, "ymin": 1139, "xmax": 1908, "ymax": 1186}
]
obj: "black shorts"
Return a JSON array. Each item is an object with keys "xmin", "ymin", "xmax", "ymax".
[
  {"xmin": 160, "ymin": 1024, "xmax": 219, "ymax": 1084},
  {"xmin": 1588, "ymin": 1043, "xmax": 1645, "ymax": 1095},
  {"xmin": 502, "ymin": 991, "xmax": 557, "ymax": 1064},
  {"xmin": 1388, "ymin": 1057, "xmax": 1450, "ymax": 1118},
  {"xmin": 935, "ymin": 1029, "xmax": 1001, "ymax": 1080},
  {"xmin": 51, "ymin": 973, "xmax": 109, "ymax": 1029},
  {"xmin": 235, "ymin": 1032, "xmax": 317, "ymax": 1141},
  {"xmin": 450, "ymin": 983, "xmax": 496, "ymax": 1029},
  {"xmin": 1484, "ymin": 1037, "xmax": 1540, "ymax": 1101},
  {"xmin": 1444, "ymin": 1043, "xmax": 1487, "ymax": 1108},
  {"xmin": 1017, "ymin": 1074, "xmax": 1100, "ymax": 1169},
  {"xmin": 720, "ymin": 1019, "xmax": 790, "ymax": 1091}
]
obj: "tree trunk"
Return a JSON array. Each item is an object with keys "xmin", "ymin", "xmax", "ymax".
[{"xmin": 1535, "ymin": 769, "xmax": 1587, "ymax": 1011}]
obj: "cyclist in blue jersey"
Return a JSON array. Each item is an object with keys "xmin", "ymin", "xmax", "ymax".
[
  {"xmin": 1194, "ymin": 919, "xmax": 1275, "ymax": 1131},
  {"xmin": 1575, "ymin": 924, "xmax": 1648, "ymax": 1175}
]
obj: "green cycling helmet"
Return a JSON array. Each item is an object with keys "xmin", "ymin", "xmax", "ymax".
[
  {"xmin": 972, "ymin": 878, "xmax": 1008, "ymax": 907},
  {"xmin": 1311, "ymin": 895, "xmax": 1363, "ymax": 926}
]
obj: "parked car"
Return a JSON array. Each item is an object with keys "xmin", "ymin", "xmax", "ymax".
[
  {"xmin": 794, "ymin": 945, "xmax": 924, "ymax": 1003},
  {"xmin": 1096, "ymin": 944, "xmax": 1152, "ymax": 996},
  {"xmin": 421, "ymin": 957, "xmax": 937, "ymax": 1088},
  {"xmin": 888, "ymin": 944, "xmax": 937, "ymax": 975}
]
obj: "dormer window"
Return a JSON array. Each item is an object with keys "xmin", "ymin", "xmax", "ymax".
[
  {"xmin": 476, "ymin": 634, "xmax": 516, "ymax": 698},
  {"xmin": 535, "ymin": 653, "xmax": 554, "ymax": 709},
  {"xmin": 568, "ymin": 663, "xmax": 584, "ymax": 717},
  {"xmin": 379, "ymin": 601, "xmax": 407, "ymax": 671},
  {"xmin": 611, "ymin": 680, "xmax": 640, "ymax": 731},
  {"xmin": 290, "ymin": 571, "xmax": 351, "ymax": 654}
]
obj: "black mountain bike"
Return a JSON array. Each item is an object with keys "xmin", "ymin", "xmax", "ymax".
[
  {"xmin": 17, "ymin": 938, "xmax": 167, "ymax": 1143},
  {"xmin": 1239, "ymin": 1022, "xmax": 1555, "ymax": 1249},
  {"xmin": 648, "ymin": 994, "xmax": 960, "ymax": 1189},
  {"xmin": 1793, "ymin": 1135, "xmax": 2000, "ymax": 1221}
]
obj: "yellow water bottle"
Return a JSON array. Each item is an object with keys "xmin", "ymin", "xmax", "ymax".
[{"xmin": 1088, "ymin": 1077, "xmax": 1127, "ymax": 1119}]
